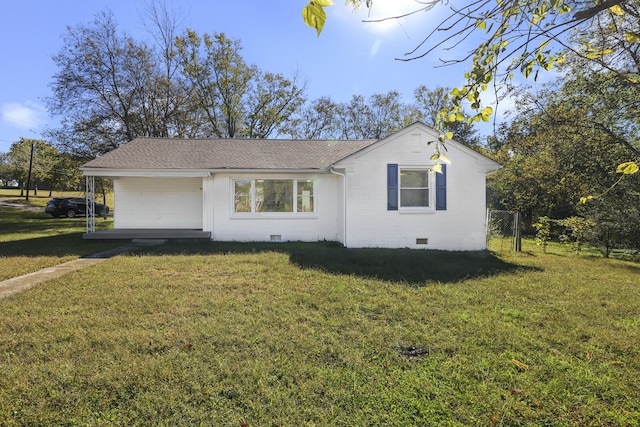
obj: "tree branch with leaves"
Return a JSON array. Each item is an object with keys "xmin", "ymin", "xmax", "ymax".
[{"xmin": 302, "ymin": 0, "xmax": 639, "ymax": 177}]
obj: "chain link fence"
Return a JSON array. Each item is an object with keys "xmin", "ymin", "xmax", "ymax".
[{"xmin": 487, "ymin": 210, "xmax": 522, "ymax": 251}]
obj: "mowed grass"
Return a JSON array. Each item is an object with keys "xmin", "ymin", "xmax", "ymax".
[
  {"xmin": 1, "ymin": 220, "xmax": 639, "ymax": 424},
  {"xmin": 0, "ymin": 189, "xmax": 114, "ymax": 209},
  {"xmin": 0, "ymin": 207, "xmax": 123, "ymax": 281}
]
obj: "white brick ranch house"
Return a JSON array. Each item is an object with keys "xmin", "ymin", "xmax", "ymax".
[{"xmin": 81, "ymin": 122, "xmax": 501, "ymax": 250}]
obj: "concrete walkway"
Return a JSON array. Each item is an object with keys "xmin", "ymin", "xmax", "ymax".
[
  {"xmin": 1, "ymin": 200, "xmax": 168, "ymax": 299},
  {"xmin": 0, "ymin": 242, "xmax": 163, "ymax": 300},
  {"xmin": 0, "ymin": 258, "xmax": 108, "ymax": 299}
]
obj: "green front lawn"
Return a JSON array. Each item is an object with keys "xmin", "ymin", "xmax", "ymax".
[
  {"xmin": 0, "ymin": 207, "xmax": 122, "ymax": 281},
  {"xmin": 0, "ymin": 189, "xmax": 114, "ymax": 209},
  {"xmin": 1, "ymin": 231, "xmax": 639, "ymax": 425}
]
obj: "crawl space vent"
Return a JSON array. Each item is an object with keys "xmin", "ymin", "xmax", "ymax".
[{"xmin": 416, "ymin": 238, "xmax": 429, "ymax": 245}]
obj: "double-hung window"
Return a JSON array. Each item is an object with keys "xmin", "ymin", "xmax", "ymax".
[
  {"xmin": 400, "ymin": 169, "xmax": 430, "ymax": 208},
  {"xmin": 233, "ymin": 178, "xmax": 315, "ymax": 214},
  {"xmin": 388, "ymin": 163, "xmax": 446, "ymax": 211}
]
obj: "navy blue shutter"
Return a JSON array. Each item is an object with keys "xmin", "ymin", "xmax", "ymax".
[
  {"xmin": 435, "ymin": 164, "xmax": 447, "ymax": 210},
  {"xmin": 387, "ymin": 163, "xmax": 398, "ymax": 210}
]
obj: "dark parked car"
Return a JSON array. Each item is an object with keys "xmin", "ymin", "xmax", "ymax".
[{"xmin": 45, "ymin": 197, "xmax": 110, "ymax": 218}]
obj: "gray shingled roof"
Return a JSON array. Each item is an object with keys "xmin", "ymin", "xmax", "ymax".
[{"xmin": 82, "ymin": 137, "xmax": 378, "ymax": 170}]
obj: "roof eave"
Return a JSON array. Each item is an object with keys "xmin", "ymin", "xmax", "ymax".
[
  {"xmin": 81, "ymin": 167, "xmax": 331, "ymax": 177},
  {"xmin": 81, "ymin": 168, "xmax": 211, "ymax": 178}
]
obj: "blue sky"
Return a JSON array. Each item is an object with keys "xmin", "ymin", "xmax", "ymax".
[{"xmin": 0, "ymin": 0, "xmax": 484, "ymax": 153}]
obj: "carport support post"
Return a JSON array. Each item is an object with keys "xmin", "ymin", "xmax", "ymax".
[{"xmin": 86, "ymin": 176, "xmax": 95, "ymax": 233}]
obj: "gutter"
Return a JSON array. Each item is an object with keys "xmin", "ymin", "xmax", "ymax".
[
  {"xmin": 485, "ymin": 167, "xmax": 502, "ymax": 177},
  {"xmin": 80, "ymin": 167, "xmax": 328, "ymax": 177},
  {"xmin": 329, "ymin": 167, "xmax": 347, "ymax": 247}
]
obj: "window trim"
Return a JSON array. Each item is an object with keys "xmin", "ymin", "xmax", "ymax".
[
  {"xmin": 398, "ymin": 166, "xmax": 436, "ymax": 212},
  {"xmin": 231, "ymin": 177, "xmax": 317, "ymax": 217}
]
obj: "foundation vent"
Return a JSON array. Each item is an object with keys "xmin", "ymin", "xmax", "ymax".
[
  {"xmin": 270, "ymin": 234, "xmax": 282, "ymax": 241},
  {"xmin": 416, "ymin": 238, "xmax": 429, "ymax": 245}
]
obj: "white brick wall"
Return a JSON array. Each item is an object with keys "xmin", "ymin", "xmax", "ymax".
[
  {"xmin": 110, "ymin": 124, "xmax": 498, "ymax": 250},
  {"xmin": 335, "ymin": 127, "xmax": 492, "ymax": 250},
  {"xmin": 209, "ymin": 173, "xmax": 343, "ymax": 243},
  {"xmin": 114, "ymin": 177, "xmax": 203, "ymax": 229}
]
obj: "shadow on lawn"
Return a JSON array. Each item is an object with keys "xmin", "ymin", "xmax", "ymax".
[
  {"xmin": 0, "ymin": 233, "xmax": 130, "ymax": 258},
  {"xmin": 0, "ymin": 209, "xmax": 124, "ymax": 258},
  {"xmin": 143, "ymin": 241, "xmax": 535, "ymax": 286}
]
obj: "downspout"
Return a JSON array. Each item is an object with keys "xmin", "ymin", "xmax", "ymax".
[{"xmin": 329, "ymin": 167, "xmax": 347, "ymax": 247}]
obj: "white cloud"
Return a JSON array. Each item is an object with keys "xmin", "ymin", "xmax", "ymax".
[{"xmin": 1, "ymin": 102, "xmax": 47, "ymax": 130}]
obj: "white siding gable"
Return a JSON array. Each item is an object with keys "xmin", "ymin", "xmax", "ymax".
[{"xmin": 333, "ymin": 123, "xmax": 499, "ymax": 250}]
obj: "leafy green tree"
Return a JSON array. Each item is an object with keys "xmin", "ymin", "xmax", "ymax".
[
  {"xmin": 47, "ymin": 154, "xmax": 83, "ymax": 195},
  {"xmin": 245, "ymin": 70, "xmax": 307, "ymax": 138},
  {"xmin": 285, "ymin": 96, "xmax": 339, "ymax": 139},
  {"xmin": 335, "ymin": 91, "xmax": 410, "ymax": 139},
  {"xmin": 557, "ymin": 216, "xmax": 597, "ymax": 255},
  {"xmin": 6, "ymin": 139, "xmax": 59, "ymax": 196},
  {"xmin": 583, "ymin": 182, "xmax": 640, "ymax": 256},
  {"xmin": 48, "ymin": 9, "xmax": 308, "ymax": 156},
  {"xmin": 0, "ymin": 152, "xmax": 12, "ymax": 186},
  {"xmin": 175, "ymin": 30, "xmax": 255, "ymax": 138},
  {"xmin": 488, "ymin": 98, "xmax": 632, "ymax": 221},
  {"xmin": 175, "ymin": 30, "xmax": 306, "ymax": 139},
  {"xmin": 286, "ymin": 86, "xmax": 482, "ymax": 142},
  {"xmin": 412, "ymin": 85, "xmax": 481, "ymax": 147},
  {"xmin": 48, "ymin": 11, "xmax": 164, "ymax": 155},
  {"xmin": 488, "ymin": 68, "xmax": 639, "ymax": 240},
  {"xmin": 412, "ymin": 86, "xmax": 449, "ymax": 128},
  {"xmin": 533, "ymin": 216, "xmax": 552, "ymax": 253}
]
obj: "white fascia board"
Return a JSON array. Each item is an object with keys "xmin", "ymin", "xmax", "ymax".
[
  {"xmin": 81, "ymin": 168, "xmax": 330, "ymax": 177},
  {"xmin": 208, "ymin": 168, "xmax": 329, "ymax": 174},
  {"xmin": 81, "ymin": 168, "xmax": 211, "ymax": 178},
  {"xmin": 476, "ymin": 162, "xmax": 503, "ymax": 174}
]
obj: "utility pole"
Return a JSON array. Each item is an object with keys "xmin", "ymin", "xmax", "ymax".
[{"xmin": 25, "ymin": 141, "xmax": 35, "ymax": 201}]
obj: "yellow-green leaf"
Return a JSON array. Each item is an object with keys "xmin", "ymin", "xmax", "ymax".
[
  {"xmin": 616, "ymin": 161, "xmax": 639, "ymax": 175},
  {"xmin": 580, "ymin": 195, "xmax": 594, "ymax": 204},
  {"xmin": 625, "ymin": 32, "xmax": 640, "ymax": 43},
  {"xmin": 585, "ymin": 47, "xmax": 615, "ymax": 59},
  {"xmin": 477, "ymin": 20, "xmax": 487, "ymax": 30},
  {"xmin": 609, "ymin": 4, "xmax": 624, "ymax": 15},
  {"xmin": 480, "ymin": 106, "xmax": 493, "ymax": 122},
  {"xmin": 439, "ymin": 152, "xmax": 451, "ymax": 164},
  {"xmin": 511, "ymin": 359, "xmax": 529, "ymax": 370},
  {"xmin": 303, "ymin": 2, "xmax": 330, "ymax": 36},
  {"xmin": 445, "ymin": 131, "xmax": 454, "ymax": 140},
  {"xmin": 431, "ymin": 163, "xmax": 443, "ymax": 174}
]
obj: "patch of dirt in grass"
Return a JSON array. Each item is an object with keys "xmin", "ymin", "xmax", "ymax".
[{"xmin": 399, "ymin": 345, "xmax": 431, "ymax": 358}]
